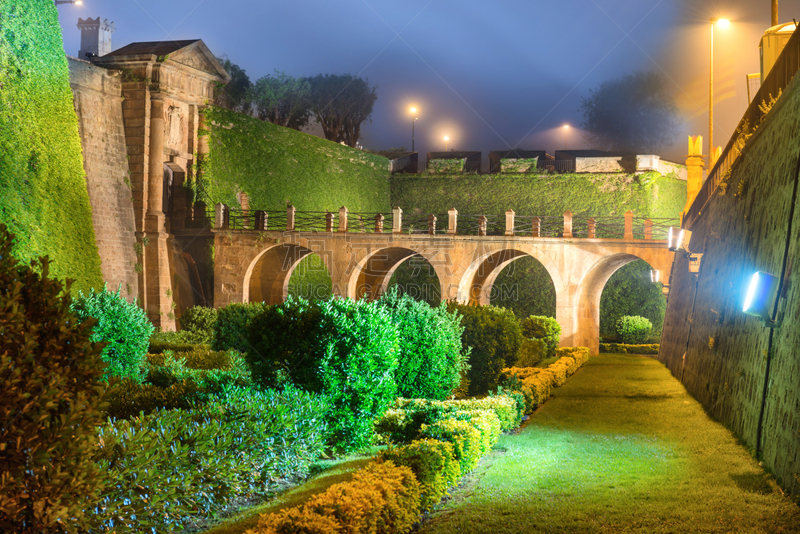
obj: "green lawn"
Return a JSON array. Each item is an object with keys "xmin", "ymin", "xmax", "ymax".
[{"xmin": 418, "ymin": 354, "xmax": 800, "ymax": 533}]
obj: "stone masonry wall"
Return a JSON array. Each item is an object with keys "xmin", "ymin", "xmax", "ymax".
[
  {"xmin": 68, "ymin": 57, "xmax": 139, "ymax": 299},
  {"xmin": 659, "ymin": 72, "xmax": 800, "ymax": 497}
]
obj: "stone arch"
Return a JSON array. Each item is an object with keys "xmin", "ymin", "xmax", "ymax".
[
  {"xmin": 457, "ymin": 246, "xmax": 563, "ymax": 306},
  {"xmin": 243, "ymin": 243, "xmax": 327, "ymax": 304},
  {"xmin": 347, "ymin": 247, "xmax": 446, "ymax": 301},
  {"xmin": 571, "ymin": 252, "xmax": 658, "ymax": 352}
]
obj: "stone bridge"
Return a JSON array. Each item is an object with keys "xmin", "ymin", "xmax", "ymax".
[{"xmin": 211, "ymin": 206, "xmax": 677, "ymax": 354}]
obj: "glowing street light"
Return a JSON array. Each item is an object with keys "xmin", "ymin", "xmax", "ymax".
[
  {"xmin": 409, "ymin": 107, "xmax": 419, "ymax": 153},
  {"xmin": 562, "ymin": 124, "xmax": 570, "ymax": 150},
  {"xmin": 709, "ymin": 17, "xmax": 730, "ymax": 163},
  {"xmin": 444, "ymin": 135, "xmax": 450, "ymax": 151},
  {"xmin": 55, "ymin": 0, "xmax": 82, "ymax": 4}
]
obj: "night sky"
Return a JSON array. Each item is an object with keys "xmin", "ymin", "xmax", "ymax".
[{"xmin": 58, "ymin": 0, "xmax": 799, "ymax": 163}]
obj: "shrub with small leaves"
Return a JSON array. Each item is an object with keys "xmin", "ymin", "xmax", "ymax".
[
  {"xmin": 520, "ymin": 315, "xmax": 561, "ymax": 357},
  {"xmin": 178, "ymin": 305, "xmax": 218, "ymax": 344},
  {"xmin": 0, "ymin": 224, "xmax": 109, "ymax": 533},
  {"xmin": 71, "ymin": 285, "xmax": 154, "ymax": 382},
  {"xmin": 616, "ymin": 315, "xmax": 653, "ymax": 344}
]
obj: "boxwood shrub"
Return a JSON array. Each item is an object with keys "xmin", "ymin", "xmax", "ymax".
[
  {"xmin": 616, "ymin": 315, "xmax": 653, "ymax": 344},
  {"xmin": 213, "ymin": 302, "xmax": 269, "ymax": 353},
  {"xmin": 245, "ymin": 296, "xmax": 399, "ymax": 451},
  {"xmin": 378, "ymin": 290, "xmax": 468, "ymax": 400},
  {"xmin": 447, "ymin": 303, "xmax": 522, "ymax": 396},
  {"xmin": 520, "ymin": 315, "xmax": 561, "ymax": 357}
]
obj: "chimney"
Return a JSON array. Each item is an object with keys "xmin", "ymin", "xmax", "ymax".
[{"xmin": 77, "ymin": 17, "xmax": 115, "ymax": 60}]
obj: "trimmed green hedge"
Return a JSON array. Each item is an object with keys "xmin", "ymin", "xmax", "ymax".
[
  {"xmin": 501, "ymin": 347, "xmax": 590, "ymax": 413},
  {"xmin": 0, "ymin": 0, "xmax": 103, "ymax": 292},
  {"xmin": 600, "ymin": 343, "xmax": 660, "ymax": 355},
  {"xmin": 200, "ymin": 107, "xmax": 391, "ymax": 212}
]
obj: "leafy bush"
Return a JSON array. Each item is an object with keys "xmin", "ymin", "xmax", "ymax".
[
  {"xmin": 378, "ymin": 290, "xmax": 468, "ymax": 400},
  {"xmin": 178, "ymin": 305, "xmax": 218, "ymax": 344},
  {"xmin": 516, "ymin": 337, "xmax": 547, "ymax": 367},
  {"xmin": 246, "ymin": 296, "xmax": 399, "ymax": 451},
  {"xmin": 95, "ymin": 386, "xmax": 329, "ymax": 532},
  {"xmin": 0, "ymin": 224, "xmax": 108, "ymax": 532},
  {"xmin": 420, "ymin": 417, "xmax": 484, "ymax": 473},
  {"xmin": 107, "ymin": 349, "xmax": 254, "ymax": 419},
  {"xmin": 447, "ymin": 303, "xmax": 522, "ymax": 396},
  {"xmin": 375, "ymin": 395, "xmax": 522, "ymax": 444},
  {"xmin": 251, "ymin": 461, "xmax": 420, "ymax": 534},
  {"xmin": 600, "ymin": 342, "xmax": 660, "ymax": 354},
  {"xmin": 520, "ymin": 315, "xmax": 561, "ymax": 357},
  {"xmin": 616, "ymin": 315, "xmax": 653, "ymax": 344},
  {"xmin": 213, "ymin": 302, "xmax": 269, "ymax": 353},
  {"xmin": 600, "ymin": 260, "xmax": 667, "ymax": 340},
  {"xmin": 149, "ymin": 330, "xmax": 209, "ymax": 353},
  {"xmin": 377, "ymin": 439, "xmax": 461, "ymax": 510},
  {"xmin": 71, "ymin": 285, "xmax": 154, "ymax": 382}
]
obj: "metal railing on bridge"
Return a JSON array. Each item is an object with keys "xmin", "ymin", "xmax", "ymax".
[{"xmin": 208, "ymin": 203, "xmax": 678, "ymax": 241}]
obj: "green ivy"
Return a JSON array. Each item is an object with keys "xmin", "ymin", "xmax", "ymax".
[
  {"xmin": 0, "ymin": 0, "xmax": 103, "ymax": 292},
  {"xmin": 390, "ymin": 171, "xmax": 686, "ymax": 219},
  {"xmin": 200, "ymin": 107, "xmax": 391, "ymax": 212}
]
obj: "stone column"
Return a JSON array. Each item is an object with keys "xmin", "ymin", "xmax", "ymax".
[
  {"xmin": 338, "ymin": 206, "xmax": 348, "ymax": 232},
  {"xmin": 563, "ymin": 210, "xmax": 573, "ymax": 238},
  {"xmin": 624, "ymin": 211, "xmax": 634, "ymax": 240},
  {"xmin": 505, "ymin": 210, "xmax": 515, "ymax": 236},
  {"xmin": 392, "ymin": 207, "xmax": 403, "ymax": 233},
  {"xmin": 684, "ymin": 135, "xmax": 706, "ymax": 217},
  {"xmin": 448, "ymin": 208, "xmax": 458, "ymax": 235},
  {"xmin": 143, "ymin": 94, "xmax": 175, "ymax": 330}
]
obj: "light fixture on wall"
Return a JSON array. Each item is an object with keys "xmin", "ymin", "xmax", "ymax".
[
  {"xmin": 687, "ymin": 253, "xmax": 703, "ymax": 273},
  {"xmin": 743, "ymin": 271, "xmax": 783, "ymax": 327},
  {"xmin": 668, "ymin": 227, "xmax": 692, "ymax": 253},
  {"xmin": 650, "ymin": 270, "xmax": 661, "ymax": 283},
  {"xmin": 55, "ymin": 0, "xmax": 82, "ymax": 5}
]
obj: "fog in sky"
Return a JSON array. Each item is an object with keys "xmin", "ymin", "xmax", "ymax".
[{"xmin": 58, "ymin": 0, "xmax": 799, "ymax": 163}]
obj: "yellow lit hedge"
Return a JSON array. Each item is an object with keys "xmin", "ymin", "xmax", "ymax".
[
  {"xmin": 502, "ymin": 347, "xmax": 590, "ymax": 413},
  {"xmin": 599, "ymin": 343, "xmax": 659, "ymax": 354}
]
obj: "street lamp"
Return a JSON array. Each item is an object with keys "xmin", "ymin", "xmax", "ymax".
[
  {"xmin": 709, "ymin": 18, "xmax": 730, "ymax": 163},
  {"xmin": 55, "ymin": 0, "xmax": 83, "ymax": 4},
  {"xmin": 444, "ymin": 136, "xmax": 449, "ymax": 151},
  {"xmin": 410, "ymin": 107, "xmax": 419, "ymax": 153},
  {"xmin": 562, "ymin": 124, "xmax": 570, "ymax": 151}
]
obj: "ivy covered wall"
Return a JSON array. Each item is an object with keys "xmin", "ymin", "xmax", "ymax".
[
  {"xmin": 200, "ymin": 107, "xmax": 391, "ymax": 213},
  {"xmin": 390, "ymin": 171, "xmax": 686, "ymax": 219},
  {"xmin": 0, "ymin": 0, "xmax": 103, "ymax": 292}
]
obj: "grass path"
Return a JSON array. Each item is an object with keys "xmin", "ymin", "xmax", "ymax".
[{"xmin": 418, "ymin": 354, "xmax": 800, "ymax": 534}]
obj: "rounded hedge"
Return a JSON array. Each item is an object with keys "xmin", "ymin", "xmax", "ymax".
[
  {"xmin": 520, "ymin": 315, "xmax": 561, "ymax": 357},
  {"xmin": 615, "ymin": 315, "xmax": 653, "ymax": 344}
]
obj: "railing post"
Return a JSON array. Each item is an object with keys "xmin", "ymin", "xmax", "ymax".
[
  {"xmin": 393, "ymin": 206, "xmax": 403, "ymax": 233},
  {"xmin": 375, "ymin": 213, "xmax": 384, "ymax": 233},
  {"xmin": 644, "ymin": 218, "xmax": 653, "ymax": 240},
  {"xmin": 587, "ymin": 217, "xmax": 596, "ymax": 239},
  {"xmin": 448, "ymin": 208, "xmax": 458, "ymax": 235},
  {"xmin": 286, "ymin": 204, "xmax": 296, "ymax": 231},
  {"xmin": 624, "ymin": 210, "xmax": 634, "ymax": 240},
  {"xmin": 563, "ymin": 210, "xmax": 573, "ymax": 238},
  {"xmin": 215, "ymin": 203, "xmax": 227, "ymax": 229},
  {"xmin": 338, "ymin": 206, "xmax": 348, "ymax": 233},
  {"xmin": 240, "ymin": 193, "xmax": 251, "ymax": 228},
  {"xmin": 478, "ymin": 215, "xmax": 487, "ymax": 237},
  {"xmin": 505, "ymin": 209, "xmax": 515, "ymax": 236},
  {"xmin": 532, "ymin": 216, "xmax": 541, "ymax": 237},
  {"xmin": 325, "ymin": 211, "xmax": 334, "ymax": 232},
  {"xmin": 428, "ymin": 214, "xmax": 437, "ymax": 235},
  {"xmin": 254, "ymin": 210, "xmax": 267, "ymax": 231}
]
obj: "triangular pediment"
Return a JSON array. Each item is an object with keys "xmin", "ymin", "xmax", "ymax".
[{"xmin": 168, "ymin": 41, "xmax": 230, "ymax": 82}]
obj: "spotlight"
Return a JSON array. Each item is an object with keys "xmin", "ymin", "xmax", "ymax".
[
  {"xmin": 667, "ymin": 227, "xmax": 692, "ymax": 252},
  {"xmin": 650, "ymin": 270, "xmax": 661, "ymax": 283},
  {"xmin": 687, "ymin": 253, "xmax": 703, "ymax": 274},
  {"xmin": 743, "ymin": 271, "xmax": 781, "ymax": 326}
]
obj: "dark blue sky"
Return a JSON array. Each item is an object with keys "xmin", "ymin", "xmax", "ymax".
[{"xmin": 58, "ymin": 0, "xmax": 795, "ymax": 162}]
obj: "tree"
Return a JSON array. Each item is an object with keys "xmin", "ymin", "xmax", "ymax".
[
  {"xmin": 215, "ymin": 55, "xmax": 252, "ymax": 113},
  {"xmin": 304, "ymin": 74, "xmax": 377, "ymax": 147},
  {"xmin": 250, "ymin": 70, "xmax": 312, "ymax": 131},
  {"xmin": 579, "ymin": 71, "xmax": 680, "ymax": 154}
]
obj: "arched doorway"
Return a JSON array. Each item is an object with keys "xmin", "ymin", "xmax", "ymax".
[
  {"xmin": 244, "ymin": 243, "xmax": 329, "ymax": 304},
  {"xmin": 599, "ymin": 259, "xmax": 665, "ymax": 343},
  {"xmin": 386, "ymin": 254, "xmax": 442, "ymax": 306},
  {"xmin": 490, "ymin": 255, "xmax": 556, "ymax": 319}
]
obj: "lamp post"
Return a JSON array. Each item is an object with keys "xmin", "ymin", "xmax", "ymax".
[
  {"xmin": 709, "ymin": 18, "xmax": 730, "ymax": 163},
  {"xmin": 562, "ymin": 124, "xmax": 570, "ymax": 151},
  {"xmin": 410, "ymin": 107, "xmax": 418, "ymax": 153},
  {"xmin": 444, "ymin": 136, "xmax": 449, "ymax": 151}
]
